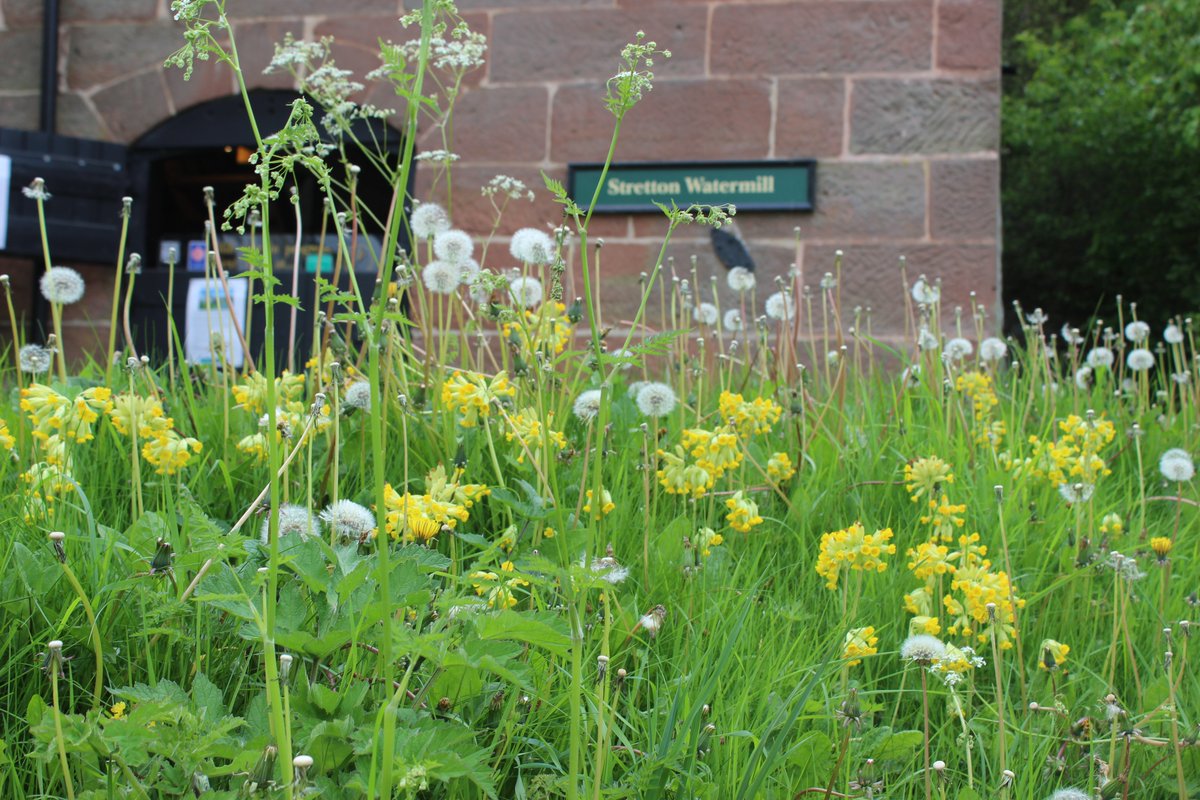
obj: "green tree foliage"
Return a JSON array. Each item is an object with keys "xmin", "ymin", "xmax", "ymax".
[{"xmin": 1002, "ymin": 0, "xmax": 1200, "ymax": 329}]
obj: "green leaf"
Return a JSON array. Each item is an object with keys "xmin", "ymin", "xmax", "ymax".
[
  {"xmin": 474, "ymin": 610, "xmax": 571, "ymax": 656},
  {"xmin": 191, "ymin": 672, "xmax": 225, "ymax": 721}
]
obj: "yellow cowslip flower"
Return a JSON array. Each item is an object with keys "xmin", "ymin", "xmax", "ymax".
[
  {"xmin": 1099, "ymin": 512, "xmax": 1123, "ymax": 537},
  {"xmin": 1039, "ymin": 639, "xmax": 1069, "ymax": 671},
  {"xmin": 842, "ymin": 626, "xmax": 879, "ymax": 667},
  {"xmin": 909, "ymin": 616, "xmax": 942, "ymax": 636},
  {"xmin": 718, "ymin": 390, "xmax": 783, "ymax": 436},
  {"xmin": 382, "ymin": 488, "xmax": 444, "ymax": 542},
  {"xmin": 944, "ymin": 562, "xmax": 1024, "ymax": 649},
  {"xmin": 682, "ymin": 425, "xmax": 742, "ymax": 477},
  {"xmin": 0, "ymin": 418, "xmax": 15, "ymax": 451},
  {"xmin": 920, "ymin": 493, "xmax": 967, "ymax": 541},
  {"xmin": 21, "ymin": 384, "xmax": 112, "ymax": 444},
  {"xmin": 955, "ymin": 371, "xmax": 999, "ymax": 422},
  {"xmin": 904, "ymin": 586, "xmax": 935, "ymax": 617},
  {"xmin": 815, "ymin": 522, "xmax": 896, "ymax": 590},
  {"xmin": 141, "ymin": 431, "xmax": 203, "ymax": 475},
  {"xmin": 505, "ymin": 408, "xmax": 566, "ymax": 463},
  {"xmin": 471, "ymin": 570, "xmax": 529, "ymax": 609},
  {"xmin": 236, "ymin": 432, "xmax": 269, "ymax": 464},
  {"xmin": 904, "ymin": 456, "xmax": 954, "ymax": 503},
  {"xmin": 109, "ymin": 393, "xmax": 170, "ymax": 438},
  {"xmin": 1150, "ymin": 536, "xmax": 1173, "ymax": 562},
  {"xmin": 426, "ymin": 464, "xmax": 490, "ymax": 511},
  {"xmin": 584, "ymin": 488, "xmax": 615, "ymax": 520},
  {"xmin": 696, "ymin": 526, "xmax": 724, "ymax": 557},
  {"xmin": 231, "ymin": 371, "xmax": 305, "ymax": 415},
  {"xmin": 22, "ymin": 461, "xmax": 75, "ymax": 503},
  {"xmin": 937, "ymin": 643, "xmax": 978, "ymax": 675},
  {"xmin": 502, "ymin": 301, "xmax": 575, "ymax": 356},
  {"xmin": 656, "ymin": 445, "xmax": 713, "ymax": 498},
  {"xmin": 441, "ymin": 370, "xmax": 516, "ymax": 427},
  {"xmin": 907, "ymin": 539, "xmax": 953, "ymax": 581},
  {"xmin": 109, "ymin": 702, "xmax": 127, "ymax": 720},
  {"xmin": 766, "ymin": 452, "xmax": 796, "ymax": 483},
  {"xmin": 724, "ymin": 491, "xmax": 763, "ymax": 533}
]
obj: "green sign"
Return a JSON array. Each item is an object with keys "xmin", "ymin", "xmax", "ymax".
[{"xmin": 568, "ymin": 159, "xmax": 814, "ymax": 214}]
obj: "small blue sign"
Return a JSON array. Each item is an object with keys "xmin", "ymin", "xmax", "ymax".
[{"xmin": 187, "ymin": 240, "xmax": 207, "ymax": 272}]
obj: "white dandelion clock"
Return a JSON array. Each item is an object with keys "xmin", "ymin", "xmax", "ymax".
[
  {"xmin": 911, "ymin": 275, "xmax": 940, "ymax": 305},
  {"xmin": 509, "ymin": 228, "xmax": 555, "ymax": 265},
  {"xmin": 40, "ymin": 267, "xmax": 86, "ymax": 305},
  {"xmin": 917, "ymin": 327, "xmax": 939, "ymax": 352},
  {"xmin": 726, "ymin": 266, "xmax": 756, "ymax": 292},
  {"xmin": 694, "ymin": 302, "xmax": 719, "ymax": 327},
  {"xmin": 1047, "ymin": 790, "xmax": 1092, "ymax": 800},
  {"xmin": 263, "ymin": 504, "xmax": 321, "ymax": 543},
  {"xmin": 901, "ymin": 364, "xmax": 922, "ymax": 388},
  {"xmin": 433, "ymin": 229, "xmax": 474, "ymax": 264},
  {"xmin": 457, "ymin": 257, "xmax": 481, "ymax": 285},
  {"xmin": 1060, "ymin": 323, "xmax": 1084, "ymax": 345},
  {"xmin": 1074, "ymin": 366, "xmax": 1093, "ymax": 390},
  {"xmin": 900, "ymin": 635, "xmax": 946, "ymax": 665},
  {"xmin": 636, "ymin": 382, "xmax": 677, "ymax": 418},
  {"xmin": 979, "ymin": 337, "xmax": 1007, "ymax": 363},
  {"xmin": 573, "ymin": 389, "xmax": 603, "ymax": 423},
  {"xmin": 1126, "ymin": 348, "xmax": 1155, "ymax": 371},
  {"xmin": 610, "ymin": 348, "xmax": 635, "ymax": 372},
  {"xmin": 1164, "ymin": 324, "xmax": 1184, "ymax": 345},
  {"xmin": 342, "ymin": 381, "xmax": 372, "ymax": 411},
  {"xmin": 421, "ymin": 260, "xmax": 461, "ymax": 295},
  {"xmin": 320, "ymin": 500, "xmax": 376, "ymax": 543},
  {"xmin": 943, "ymin": 337, "xmax": 973, "ymax": 361},
  {"xmin": 410, "ymin": 202, "xmax": 450, "ymax": 239},
  {"xmin": 590, "ymin": 554, "xmax": 629, "ymax": 585},
  {"xmin": 1058, "ymin": 483, "xmax": 1095, "ymax": 504},
  {"xmin": 627, "ymin": 381, "xmax": 648, "ymax": 401},
  {"xmin": 507, "ymin": 276, "xmax": 544, "ymax": 309},
  {"xmin": 764, "ymin": 291, "xmax": 795, "ymax": 321},
  {"xmin": 19, "ymin": 344, "xmax": 52, "ymax": 374},
  {"xmin": 1159, "ymin": 448, "xmax": 1195, "ymax": 482},
  {"xmin": 723, "ymin": 308, "xmax": 744, "ymax": 332},
  {"xmin": 1124, "ymin": 320, "xmax": 1150, "ymax": 343},
  {"xmin": 1086, "ymin": 347, "xmax": 1115, "ymax": 369}
]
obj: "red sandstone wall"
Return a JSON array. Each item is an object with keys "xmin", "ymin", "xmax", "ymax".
[{"xmin": 0, "ymin": 0, "xmax": 1001, "ymax": 348}]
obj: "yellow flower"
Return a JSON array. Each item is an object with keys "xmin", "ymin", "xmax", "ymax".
[
  {"xmin": 1150, "ymin": 536, "xmax": 1173, "ymax": 562},
  {"xmin": 505, "ymin": 408, "xmax": 566, "ymax": 463},
  {"xmin": 815, "ymin": 522, "xmax": 896, "ymax": 590},
  {"xmin": 718, "ymin": 390, "xmax": 782, "ymax": 436},
  {"xmin": 906, "ymin": 540, "xmax": 953, "ymax": 581},
  {"xmin": 542, "ymin": 526, "xmax": 556, "ymax": 539},
  {"xmin": 909, "ymin": 616, "xmax": 942, "ymax": 636},
  {"xmin": 656, "ymin": 445, "xmax": 713, "ymax": 498},
  {"xmin": 231, "ymin": 371, "xmax": 304, "ymax": 415},
  {"xmin": 696, "ymin": 526, "xmax": 725, "ymax": 557},
  {"xmin": 584, "ymin": 488, "xmax": 615, "ymax": 520},
  {"xmin": 21, "ymin": 383, "xmax": 112, "ymax": 444},
  {"xmin": 441, "ymin": 370, "xmax": 516, "ymax": 427},
  {"xmin": 904, "ymin": 456, "xmax": 954, "ymax": 502},
  {"xmin": 1039, "ymin": 639, "xmax": 1069, "ymax": 671},
  {"xmin": 842, "ymin": 626, "xmax": 879, "ymax": 667},
  {"xmin": 766, "ymin": 452, "xmax": 796, "ymax": 483},
  {"xmin": 682, "ymin": 426, "xmax": 742, "ymax": 477},
  {"xmin": 109, "ymin": 702, "xmax": 127, "ymax": 720},
  {"xmin": 0, "ymin": 418, "xmax": 15, "ymax": 451},
  {"xmin": 502, "ymin": 301, "xmax": 576, "ymax": 356},
  {"xmin": 1099, "ymin": 512, "xmax": 1123, "ymax": 537},
  {"xmin": 470, "ymin": 570, "xmax": 529, "ymax": 609},
  {"xmin": 920, "ymin": 493, "xmax": 967, "ymax": 541},
  {"xmin": 109, "ymin": 393, "xmax": 170, "ymax": 438},
  {"xmin": 141, "ymin": 431, "xmax": 203, "ymax": 475},
  {"xmin": 724, "ymin": 491, "xmax": 763, "ymax": 533}
]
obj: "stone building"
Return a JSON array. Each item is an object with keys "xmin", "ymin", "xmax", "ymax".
[{"xmin": 0, "ymin": 0, "xmax": 1001, "ymax": 358}]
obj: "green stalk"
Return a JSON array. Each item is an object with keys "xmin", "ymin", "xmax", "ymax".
[
  {"xmin": 51, "ymin": 533, "xmax": 103, "ymax": 713},
  {"xmin": 106, "ymin": 198, "xmax": 132, "ymax": 385},
  {"xmin": 47, "ymin": 642, "xmax": 75, "ymax": 800}
]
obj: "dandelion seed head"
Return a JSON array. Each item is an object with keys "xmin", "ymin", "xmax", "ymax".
[
  {"xmin": 900, "ymin": 634, "xmax": 946, "ymax": 665},
  {"xmin": 422, "ymin": 260, "xmax": 461, "ymax": 295},
  {"xmin": 343, "ymin": 381, "xmax": 372, "ymax": 410},
  {"xmin": 1124, "ymin": 320, "xmax": 1150, "ymax": 343},
  {"xmin": 1060, "ymin": 323, "xmax": 1084, "ymax": 345},
  {"xmin": 432, "ymin": 229, "xmax": 474, "ymax": 264},
  {"xmin": 19, "ymin": 344, "xmax": 52, "ymax": 374},
  {"xmin": 1058, "ymin": 482, "xmax": 1095, "ymax": 504},
  {"xmin": 319, "ymin": 500, "xmax": 375, "ymax": 542},
  {"xmin": 911, "ymin": 275, "xmax": 940, "ymax": 305},
  {"xmin": 726, "ymin": 266, "xmax": 756, "ymax": 292},
  {"xmin": 1047, "ymin": 789, "xmax": 1092, "ymax": 800},
  {"xmin": 457, "ymin": 257, "xmax": 481, "ymax": 285},
  {"xmin": 723, "ymin": 308, "xmax": 744, "ymax": 332},
  {"xmin": 918, "ymin": 327, "xmax": 939, "ymax": 352},
  {"xmin": 636, "ymin": 382, "xmax": 677, "ymax": 418},
  {"xmin": 508, "ymin": 275, "xmax": 544, "ymax": 308},
  {"xmin": 943, "ymin": 337, "xmax": 973, "ymax": 361},
  {"xmin": 979, "ymin": 337, "xmax": 1007, "ymax": 362},
  {"xmin": 1074, "ymin": 366, "xmax": 1093, "ymax": 390},
  {"xmin": 1126, "ymin": 348, "xmax": 1155, "ymax": 371},
  {"xmin": 694, "ymin": 302, "xmax": 719, "ymax": 327},
  {"xmin": 1086, "ymin": 347, "xmax": 1114, "ymax": 369},
  {"xmin": 509, "ymin": 228, "xmax": 555, "ymax": 265},
  {"xmin": 410, "ymin": 202, "xmax": 451, "ymax": 239},
  {"xmin": 1164, "ymin": 323, "xmax": 1184, "ymax": 345},
  {"xmin": 1160, "ymin": 448, "xmax": 1195, "ymax": 482},
  {"xmin": 263, "ymin": 504, "xmax": 320, "ymax": 543},
  {"xmin": 764, "ymin": 291, "xmax": 795, "ymax": 321},
  {"xmin": 39, "ymin": 266, "xmax": 85, "ymax": 305},
  {"xmin": 573, "ymin": 389, "xmax": 603, "ymax": 422}
]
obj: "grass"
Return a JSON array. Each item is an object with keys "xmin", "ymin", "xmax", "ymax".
[{"xmin": 0, "ymin": 2, "xmax": 1197, "ymax": 798}]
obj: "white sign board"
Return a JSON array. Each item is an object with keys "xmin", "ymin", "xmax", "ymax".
[
  {"xmin": 184, "ymin": 277, "xmax": 248, "ymax": 368},
  {"xmin": 0, "ymin": 155, "xmax": 11, "ymax": 250}
]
